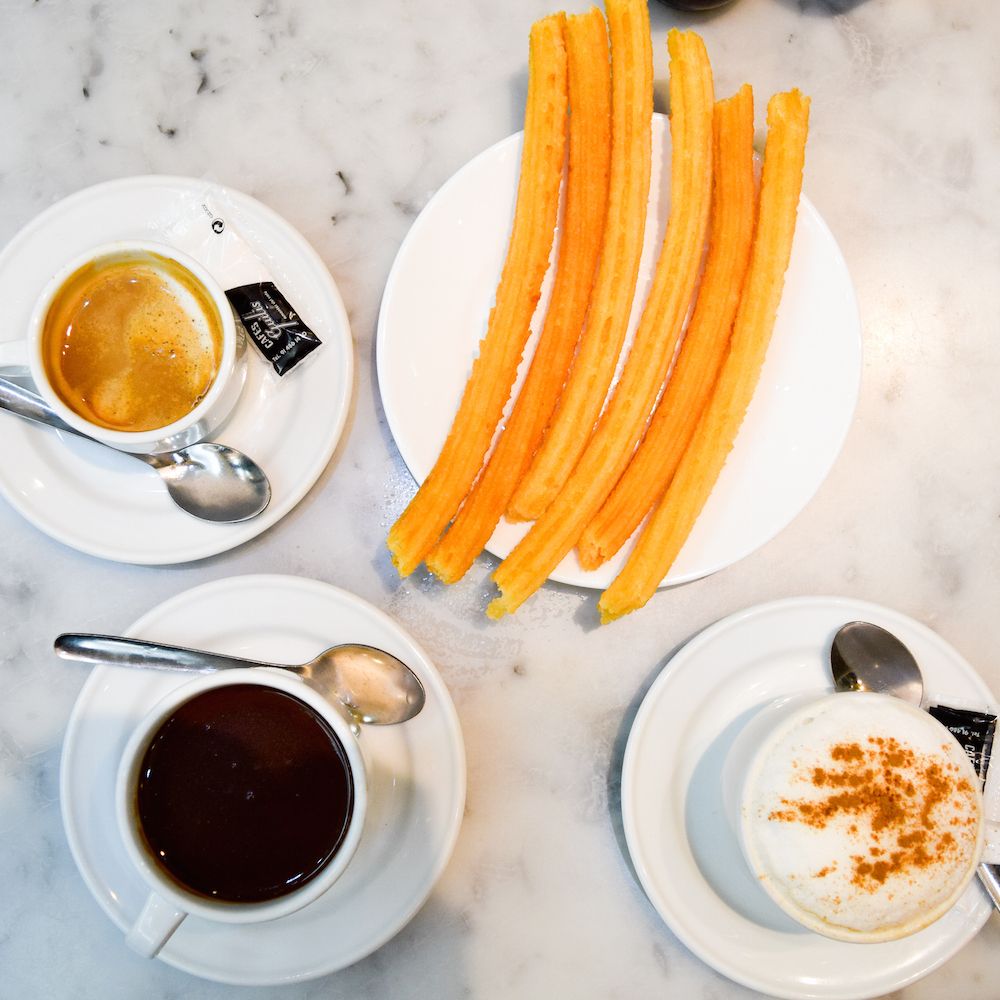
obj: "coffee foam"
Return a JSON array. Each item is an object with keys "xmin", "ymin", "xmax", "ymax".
[
  {"xmin": 42, "ymin": 252, "xmax": 223, "ymax": 433},
  {"xmin": 742, "ymin": 695, "xmax": 982, "ymax": 940}
]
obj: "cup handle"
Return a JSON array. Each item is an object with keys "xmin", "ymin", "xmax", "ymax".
[
  {"xmin": 0, "ymin": 340, "xmax": 29, "ymax": 376},
  {"xmin": 982, "ymin": 823, "xmax": 1000, "ymax": 865},
  {"xmin": 982, "ymin": 842, "xmax": 1000, "ymax": 866},
  {"xmin": 980, "ymin": 756, "xmax": 1000, "ymax": 864},
  {"xmin": 125, "ymin": 891, "xmax": 187, "ymax": 958}
]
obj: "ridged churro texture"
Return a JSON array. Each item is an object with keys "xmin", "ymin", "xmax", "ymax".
[
  {"xmin": 489, "ymin": 29, "xmax": 715, "ymax": 619},
  {"xmin": 506, "ymin": 0, "xmax": 652, "ymax": 523},
  {"xmin": 386, "ymin": 14, "xmax": 569, "ymax": 577},
  {"xmin": 578, "ymin": 84, "xmax": 757, "ymax": 571},
  {"xmin": 599, "ymin": 89, "xmax": 811, "ymax": 623},
  {"xmin": 426, "ymin": 7, "xmax": 611, "ymax": 585}
]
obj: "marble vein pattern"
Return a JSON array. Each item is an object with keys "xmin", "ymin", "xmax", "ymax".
[{"xmin": 2, "ymin": 0, "xmax": 1000, "ymax": 997}]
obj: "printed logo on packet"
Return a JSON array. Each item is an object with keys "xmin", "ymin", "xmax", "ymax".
[{"xmin": 226, "ymin": 282, "xmax": 322, "ymax": 376}]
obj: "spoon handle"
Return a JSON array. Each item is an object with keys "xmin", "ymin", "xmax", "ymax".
[
  {"xmin": 0, "ymin": 381, "xmax": 170, "ymax": 480},
  {"xmin": 977, "ymin": 863, "xmax": 1000, "ymax": 909},
  {"xmin": 0, "ymin": 377, "xmax": 84, "ymax": 437},
  {"xmin": 54, "ymin": 633, "xmax": 291, "ymax": 675}
]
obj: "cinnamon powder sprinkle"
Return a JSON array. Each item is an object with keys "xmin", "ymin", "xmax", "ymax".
[{"xmin": 768, "ymin": 737, "xmax": 976, "ymax": 892}]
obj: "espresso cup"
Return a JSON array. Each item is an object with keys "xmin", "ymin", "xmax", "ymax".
[
  {"xmin": 723, "ymin": 692, "xmax": 1000, "ymax": 943},
  {"xmin": 0, "ymin": 240, "xmax": 245, "ymax": 454},
  {"xmin": 116, "ymin": 669, "xmax": 368, "ymax": 958}
]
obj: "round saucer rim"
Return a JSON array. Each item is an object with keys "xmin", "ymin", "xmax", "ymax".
[
  {"xmin": 60, "ymin": 573, "xmax": 466, "ymax": 985},
  {"xmin": 0, "ymin": 175, "xmax": 354, "ymax": 565},
  {"xmin": 620, "ymin": 595, "xmax": 995, "ymax": 1000}
]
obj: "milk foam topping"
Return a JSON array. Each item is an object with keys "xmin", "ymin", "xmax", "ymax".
[{"xmin": 742, "ymin": 694, "xmax": 982, "ymax": 939}]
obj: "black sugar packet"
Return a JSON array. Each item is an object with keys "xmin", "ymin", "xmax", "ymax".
[
  {"xmin": 929, "ymin": 704, "xmax": 996, "ymax": 784},
  {"xmin": 226, "ymin": 282, "xmax": 322, "ymax": 376}
]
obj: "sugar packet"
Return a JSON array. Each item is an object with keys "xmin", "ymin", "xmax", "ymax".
[{"xmin": 163, "ymin": 188, "xmax": 321, "ymax": 377}]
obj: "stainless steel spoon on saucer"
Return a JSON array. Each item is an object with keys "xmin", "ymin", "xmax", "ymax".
[
  {"xmin": 831, "ymin": 620, "xmax": 1000, "ymax": 911},
  {"xmin": 830, "ymin": 620, "xmax": 923, "ymax": 704},
  {"xmin": 54, "ymin": 633, "xmax": 426, "ymax": 725},
  {"xmin": 0, "ymin": 378, "xmax": 270, "ymax": 523}
]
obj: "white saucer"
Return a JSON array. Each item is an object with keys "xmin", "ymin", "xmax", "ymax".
[
  {"xmin": 621, "ymin": 596, "xmax": 996, "ymax": 1000},
  {"xmin": 60, "ymin": 575, "xmax": 466, "ymax": 985},
  {"xmin": 377, "ymin": 116, "xmax": 862, "ymax": 589},
  {"xmin": 0, "ymin": 176, "xmax": 353, "ymax": 564}
]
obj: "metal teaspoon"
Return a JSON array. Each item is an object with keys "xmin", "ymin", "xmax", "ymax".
[
  {"xmin": 0, "ymin": 377, "xmax": 270, "ymax": 523},
  {"xmin": 55, "ymin": 633, "xmax": 426, "ymax": 725},
  {"xmin": 830, "ymin": 620, "xmax": 1000, "ymax": 912}
]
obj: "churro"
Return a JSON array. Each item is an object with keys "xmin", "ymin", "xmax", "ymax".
[
  {"xmin": 427, "ymin": 7, "xmax": 611, "ymax": 584},
  {"xmin": 387, "ymin": 14, "xmax": 568, "ymax": 577},
  {"xmin": 578, "ymin": 84, "xmax": 756, "ymax": 570},
  {"xmin": 506, "ymin": 0, "xmax": 652, "ymax": 523},
  {"xmin": 489, "ymin": 29, "xmax": 715, "ymax": 619},
  {"xmin": 599, "ymin": 89, "xmax": 811, "ymax": 622}
]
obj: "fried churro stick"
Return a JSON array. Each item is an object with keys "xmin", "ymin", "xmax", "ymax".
[
  {"xmin": 386, "ymin": 15, "xmax": 568, "ymax": 577},
  {"xmin": 578, "ymin": 84, "xmax": 756, "ymax": 571},
  {"xmin": 488, "ymin": 29, "xmax": 714, "ymax": 619},
  {"xmin": 599, "ymin": 89, "xmax": 811, "ymax": 623},
  {"xmin": 506, "ymin": 0, "xmax": 652, "ymax": 523},
  {"xmin": 426, "ymin": 8, "xmax": 612, "ymax": 585}
]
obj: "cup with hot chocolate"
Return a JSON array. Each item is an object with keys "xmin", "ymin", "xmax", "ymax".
[
  {"xmin": 724, "ymin": 692, "xmax": 1000, "ymax": 943},
  {"xmin": 115, "ymin": 668, "xmax": 368, "ymax": 958},
  {"xmin": 0, "ymin": 241, "xmax": 245, "ymax": 454}
]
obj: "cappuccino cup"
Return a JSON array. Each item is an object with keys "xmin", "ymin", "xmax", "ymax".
[
  {"xmin": 0, "ymin": 241, "xmax": 245, "ymax": 454},
  {"xmin": 724, "ymin": 692, "xmax": 1000, "ymax": 943}
]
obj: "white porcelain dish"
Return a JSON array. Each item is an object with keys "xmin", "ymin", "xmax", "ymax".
[
  {"xmin": 0, "ymin": 176, "xmax": 353, "ymax": 564},
  {"xmin": 60, "ymin": 575, "xmax": 466, "ymax": 985},
  {"xmin": 377, "ymin": 116, "xmax": 862, "ymax": 589},
  {"xmin": 621, "ymin": 596, "xmax": 996, "ymax": 1000}
]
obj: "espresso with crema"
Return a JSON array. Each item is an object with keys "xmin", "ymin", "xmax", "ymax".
[{"xmin": 41, "ymin": 251, "xmax": 223, "ymax": 433}]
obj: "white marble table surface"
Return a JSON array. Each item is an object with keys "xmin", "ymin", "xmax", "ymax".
[{"xmin": 2, "ymin": 0, "xmax": 999, "ymax": 997}]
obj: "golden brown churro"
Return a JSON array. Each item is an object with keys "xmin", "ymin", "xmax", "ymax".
[
  {"xmin": 386, "ymin": 14, "xmax": 568, "ymax": 577},
  {"xmin": 426, "ymin": 8, "xmax": 612, "ymax": 584},
  {"xmin": 578, "ymin": 84, "xmax": 756, "ymax": 570},
  {"xmin": 599, "ymin": 89, "xmax": 811, "ymax": 623},
  {"xmin": 506, "ymin": 0, "xmax": 652, "ymax": 523},
  {"xmin": 489, "ymin": 29, "xmax": 715, "ymax": 619}
]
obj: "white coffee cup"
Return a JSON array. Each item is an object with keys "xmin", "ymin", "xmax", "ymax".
[
  {"xmin": 724, "ymin": 692, "xmax": 1000, "ymax": 943},
  {"xmin": 0, "ymin": 240, "xmax": 245, "ymax": 454},
  {"xmin": 115, "ymin": 668, "xmax": 368, "ymax": 958}
]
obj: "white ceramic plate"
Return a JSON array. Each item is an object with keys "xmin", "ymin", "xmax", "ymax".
[
  {"xmin": 0, "ymin": 176, "xmax": 353, "ymax": 564},
  {"xmin": 621, "ymin": 596, "xmax": 996, "ymax": 1000},
  {"xmin": 377, "ymin": 116, "xmax": 862, "ymax": 589},
  {"xmin": 60, "ymin": 575, "xmax": 466, "ymax": 985}
]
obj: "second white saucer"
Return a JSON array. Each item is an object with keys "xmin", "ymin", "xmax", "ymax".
[
  {"xmin": 60, "ymin": 574, "xmax": 466, "ymax": 985},
  {"xmin": 622, "ymin": 596, "xmax": 996, "ymax": 1000}
]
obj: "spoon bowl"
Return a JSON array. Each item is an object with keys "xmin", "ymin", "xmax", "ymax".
[
  {"xmin": 830, "ymin": 620, "xmax": 923, "ymax": 706},
  {"xmin": 146, "ymin": 442, "xmax": 271, "ymax": 522},
  {"xmin": 298, "ymin": 644, "xmax": 426, "ymax": 725},
  {"xmin": 54, "ymin": 633, "xmax": 425, "ymax": 726}
]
